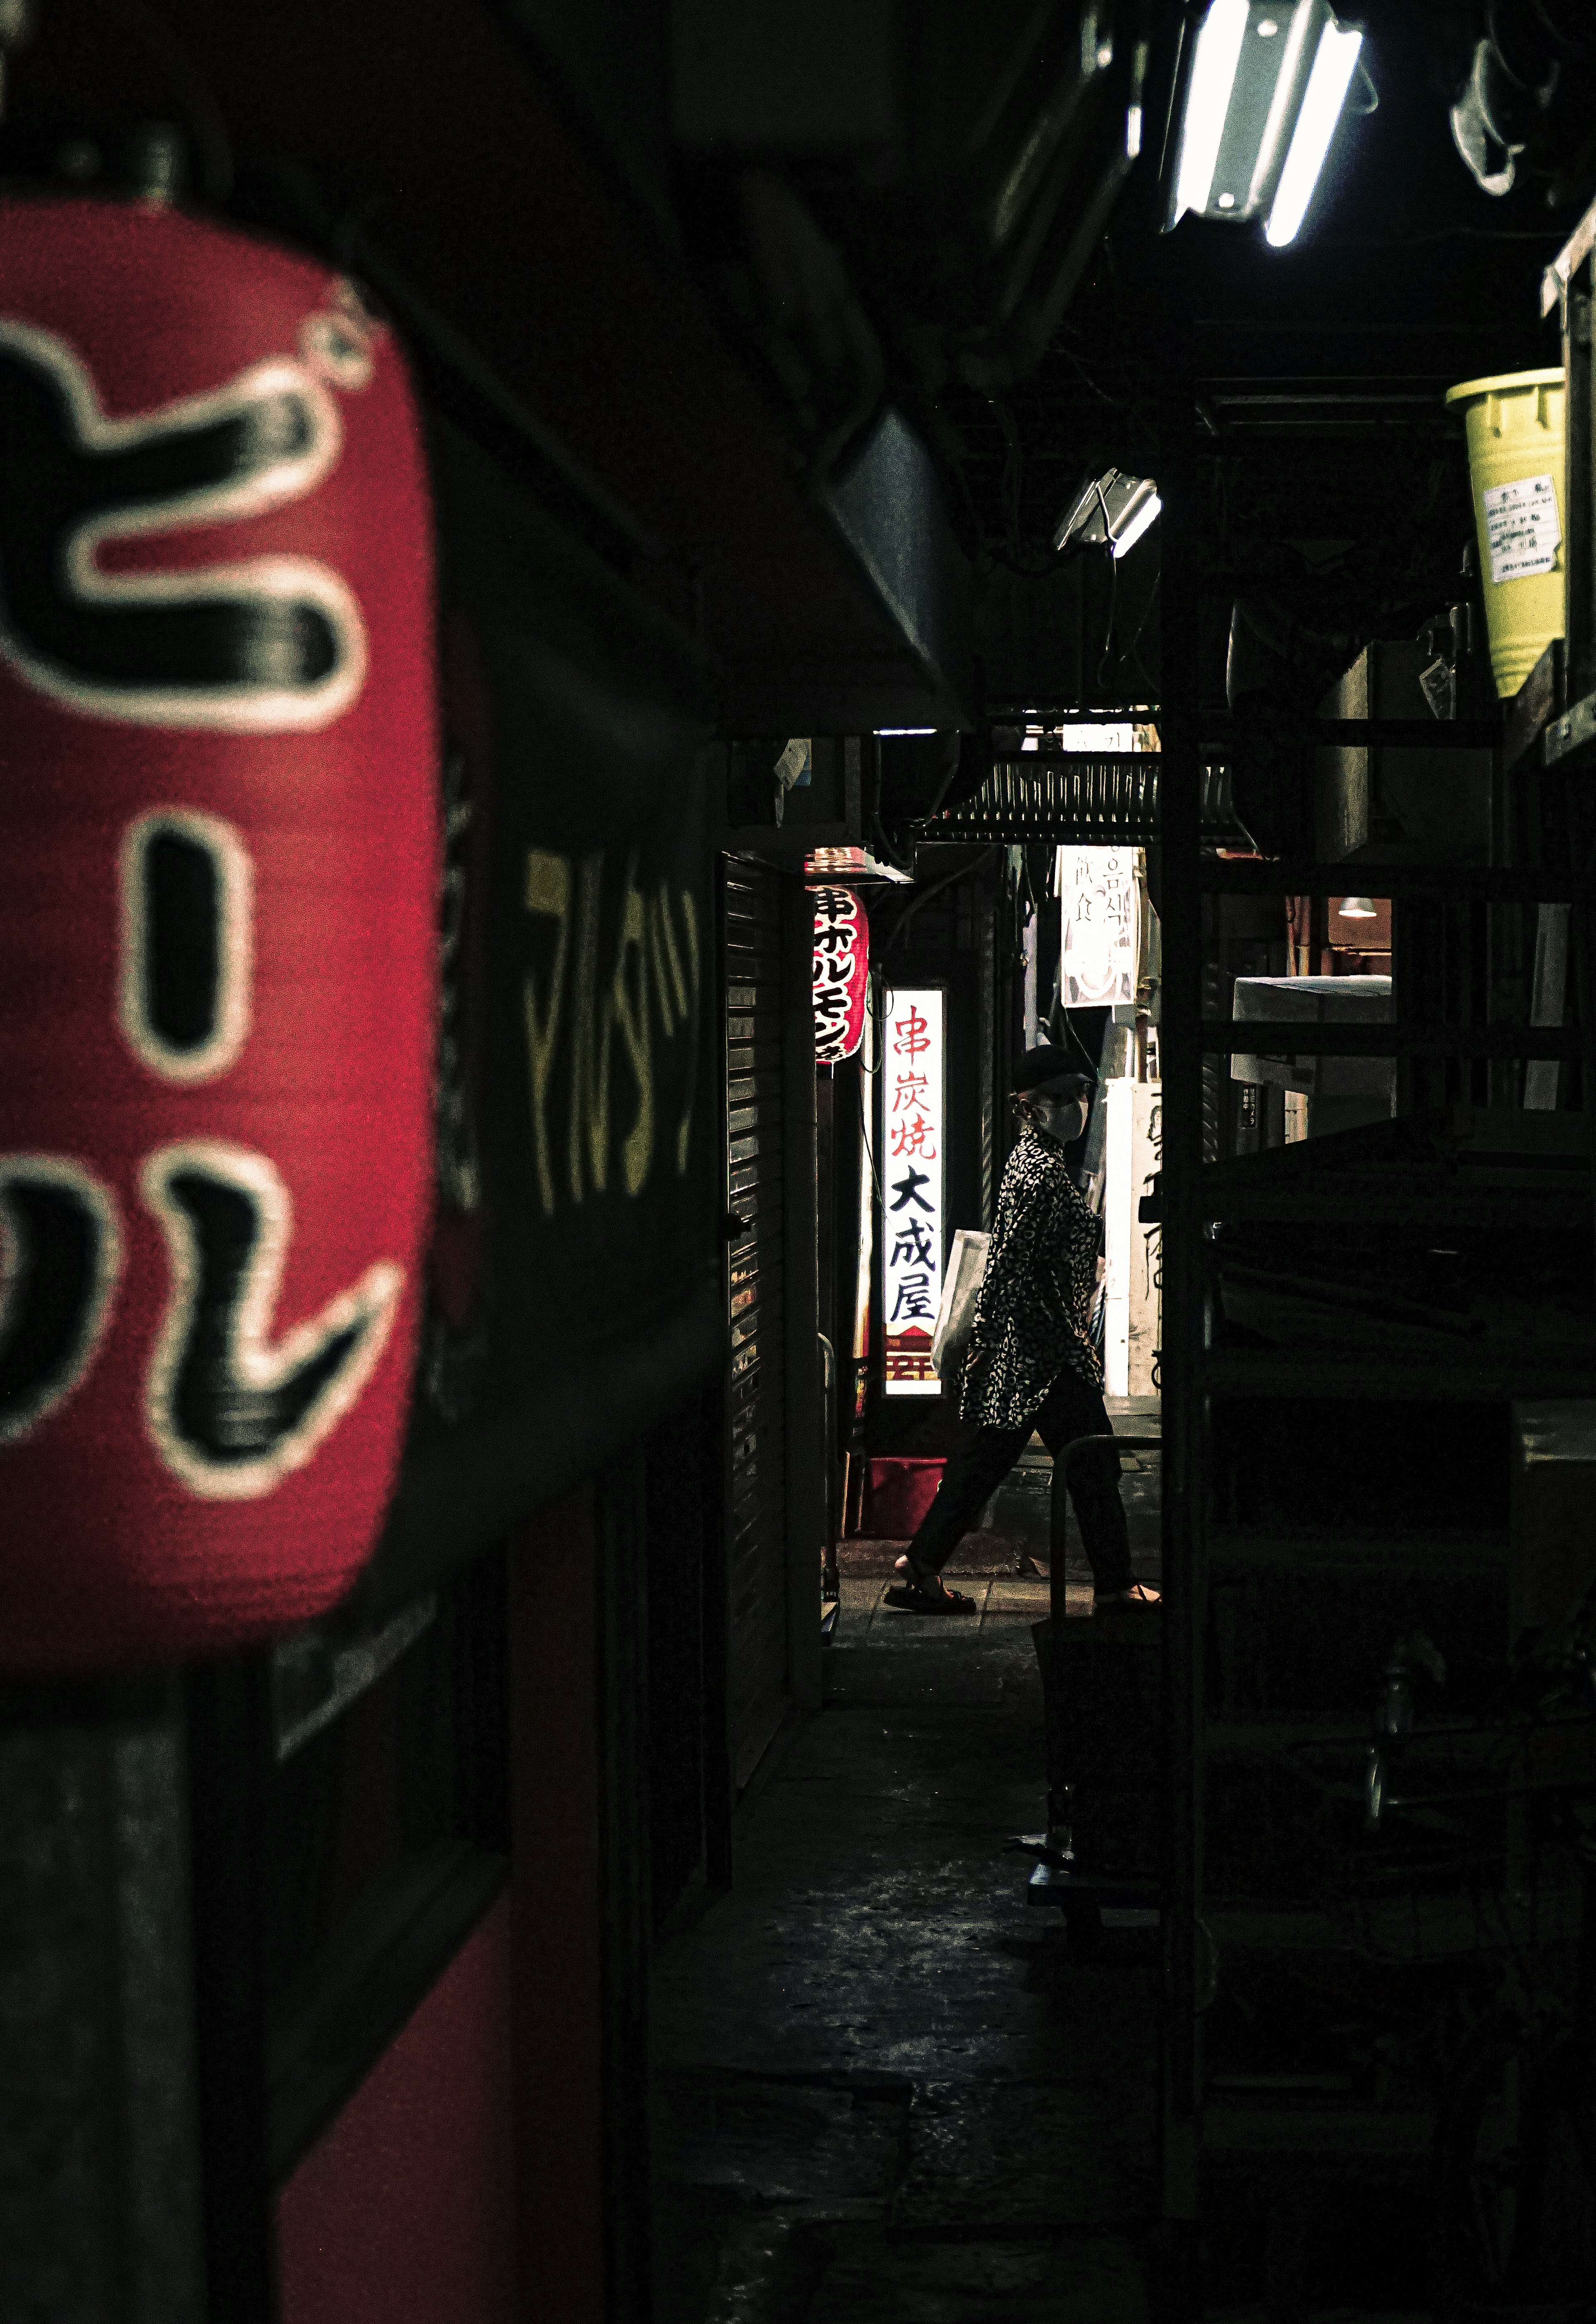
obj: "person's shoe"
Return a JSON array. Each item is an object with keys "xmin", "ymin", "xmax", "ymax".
[
  {"xmin": 1094, "ymin": 1581, "xmax": 1161, "ymax": 1611},
  {"xmin": 885, "ymin": 1555, "xmax": 978, "ymax": 1615}
]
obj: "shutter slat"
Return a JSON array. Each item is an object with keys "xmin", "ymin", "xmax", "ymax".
[{"xmin": 722, "ymin": 857, "xmax": 790, "ymax": 1792}]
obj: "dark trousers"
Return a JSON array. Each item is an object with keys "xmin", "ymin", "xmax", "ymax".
[{"xmin": 906, "ymin": 1368, "xmax": 1133, "ymax": 1594}]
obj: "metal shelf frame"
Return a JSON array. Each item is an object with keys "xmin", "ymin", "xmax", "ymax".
[
  {"xmin": 1149, "ymin": 185, "xmax": 1596, "ymax": 2305},
  {"xmin": 1200, "ymin": 1020, "xmax": 1581, "ymax": 1060},
  {"xmin": 1202, "ymin": 862, "xmax": 1579, "ymax": 901}
]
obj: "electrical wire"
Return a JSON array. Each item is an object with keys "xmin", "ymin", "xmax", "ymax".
[
  {"xmin": 1122, "ymin": 566, "xmax": 1162, "ymax": 696},
  {"xmin": 855, "ymin": 982, "xmax": 885, "ymax": 1210},
  {"xmin": 880, "ymin": 845, "xmax": 1000, "ymax": 958},
  {"xmin": 1086, "ymin": 477, "xmax": 1124, "ymax": 689},
  {"xmin": 1048, "ymin": 336, "xmax": 1120, "ymax": 407},
  {"xmin": 1096, "ymin": 542, "xmax": 1120, "ymax": 689}
]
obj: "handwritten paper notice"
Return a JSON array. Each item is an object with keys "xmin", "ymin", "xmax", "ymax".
[
  {"xmin": 1058, "ymin": 845, "xmax": 1140, "ymax": 1008},
  {"xmin": 1483, "ymin": 474, "xmax": 1561, "ymax": 585}
]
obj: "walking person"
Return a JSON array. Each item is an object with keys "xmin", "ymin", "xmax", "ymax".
[{"xmin": 888, "ymin": 1044, "xmax": 1160, "ymax": 1615}]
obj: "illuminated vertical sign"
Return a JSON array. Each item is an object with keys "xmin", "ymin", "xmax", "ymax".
[
  {"xmin": 882, "ymin": 985, "xmax": 944, "ymax": 1397},
  {"xmin": 812, "ymin": 885, "xmax": 869, "ymax": 1062},
  {"xmin": 1058, "ymin": 845, "xmax": 1140, "ymax": 1008}
]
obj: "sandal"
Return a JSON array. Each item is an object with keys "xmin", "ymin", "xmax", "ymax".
[
  {"xmin": 885, "ymin": 1556, "xmax": 978, "ymax": 1615},
  {"xmin": 1095, "ymin": 1582, "xmax": 1161, "ymax": 1610}
]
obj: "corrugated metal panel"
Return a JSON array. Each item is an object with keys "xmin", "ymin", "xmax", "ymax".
[
  {"xmin": 912, "ymin": 755, "xmax": 1249, "ymax": 844},
  {"xmin": 724, "ymin": 859, "xmax": 789, "ymax": 1786}
]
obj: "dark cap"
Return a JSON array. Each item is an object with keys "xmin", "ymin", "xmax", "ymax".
[{"xmin": 1012, "ymin": 1043, "xmax": 1094, "ymax": 1098}]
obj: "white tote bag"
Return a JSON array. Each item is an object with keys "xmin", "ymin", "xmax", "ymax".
[{"xmin": 931, "ymin": 1230, "xmax": 990, "ymax": 1379}]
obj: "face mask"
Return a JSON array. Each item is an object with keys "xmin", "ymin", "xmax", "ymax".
[{"xmin": 1030, "ymin": 1094, "xmax": 1089, "ymax": 1144}]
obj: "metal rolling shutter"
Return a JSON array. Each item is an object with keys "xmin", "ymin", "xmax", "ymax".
[{"xmin": 723, "ymin": 857, "xmax": 790, "ymax": 1786}]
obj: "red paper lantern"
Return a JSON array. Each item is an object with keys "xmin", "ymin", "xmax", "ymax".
[
  {"xmin": 0, "ymin": 198, "xmax": 437, "ymax": 1669},
  {"xmin": 812, "ymin": 886, "xmax": 868, "ymax": 1063}
]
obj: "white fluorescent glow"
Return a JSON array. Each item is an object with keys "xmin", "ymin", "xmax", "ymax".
[
  {"xmin": 1265, "ymin": 18, "xmax": 1362, "ymax": 247},
  {"xmin": 1111, "ymin": 491, "xmax": 1162, "ymax": 559},
  {"xmin": 1174, "ymin": 0, "xmax": 1250, "ymax": 222},
  {"xmin": 1246, "ymin": 0, "xmax": 1318, "ymax": 214},
  {"xmin": 1126, "ymin": 103, "xmax": 1143, "ymax": 158}
]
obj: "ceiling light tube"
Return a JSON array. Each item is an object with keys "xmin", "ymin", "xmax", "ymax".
[
  {"xmin": 1264, "ymin": 16, "xmax": 1362, "ymax": 247},
  {"xmin": 1111, "ymin": 485, "xmax": 1162, "ymax": 559},
  {"xmin": 1174, "ymin": 0, "xmax": 1251, "ymax": 223},
  {"xmin": 1245, "ymin": 0, "xmax": 1319, "ymax": 213}
]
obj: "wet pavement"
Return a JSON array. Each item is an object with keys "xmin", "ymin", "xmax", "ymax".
[
  {"xmin": 650, "ymin": 1425, "xmax": 1165, "ymax": 2322},
  {"xmin": 649, "ymin": 1403, "xmax": 1465, "ymax": 2322}
]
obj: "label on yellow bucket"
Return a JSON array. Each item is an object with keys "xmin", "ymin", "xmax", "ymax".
[{"xmin": 1483, "ymin": 473, "xmax": 1562, "ymax": 584}]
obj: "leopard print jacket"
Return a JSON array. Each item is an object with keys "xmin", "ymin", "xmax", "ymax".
[{"xmin": 960, "ymin": 1125, "xmax": 1102, "ymax": 1430}]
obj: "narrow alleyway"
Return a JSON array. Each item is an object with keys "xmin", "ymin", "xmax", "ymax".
[{"xmin": 652, "ymin": 1425, "xmax": 1165, "ymax": 2322}]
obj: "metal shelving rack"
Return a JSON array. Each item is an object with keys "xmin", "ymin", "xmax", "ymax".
[
  {"xmin": 910, "ymin": 189, "xmax": 1596, "ymax": 2303},
  {"xmin": 1154, "ymin": 187, "xmax": 1596, "ymax": 2307}
]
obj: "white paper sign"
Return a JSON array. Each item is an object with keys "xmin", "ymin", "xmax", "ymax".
[
  {"xmin": 1057, "ymin": 846, "xmax": 1140, "ymax": 1008},
  {"xmin": 1483, "ymin": 474, "xmax": 1562, "ymax": 585}
]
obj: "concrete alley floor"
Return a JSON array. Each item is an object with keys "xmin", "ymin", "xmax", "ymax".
[{"xmin": 650, "ymin": 1418, "xmax": 1165, "ymax": 2323}]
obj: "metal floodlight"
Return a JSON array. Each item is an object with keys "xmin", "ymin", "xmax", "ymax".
[
  {"xmin": 1165, "ymin": 0, "xmax": 1369, "ymax": 248},
  {"xmin": 1054, "ymin": 469, "xmax": 1163, "ymax": 559}
]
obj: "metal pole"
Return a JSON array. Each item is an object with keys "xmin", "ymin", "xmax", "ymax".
[
  {"xmin": 1564, "ymin": 259, "xmax": 1594, "ymax": 708},
  {"xmin": 782, "ymin": 872, "xmax": 825, "ymax": 1713},
  {"xmin": 1156, "ymin": 288, "xmax": 1204, "ymax": 2300}
]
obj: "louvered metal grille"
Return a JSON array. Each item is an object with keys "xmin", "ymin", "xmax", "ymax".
[
  {"xmin": 913, "ymin": 754, "xmax": 1247, "ymax": 844},
  {"xmin": 723, "ymin": 859, "xmax": 790, "ymax": 1787}
]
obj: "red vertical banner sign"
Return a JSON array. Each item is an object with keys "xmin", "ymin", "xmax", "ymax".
[
  {"xmin": 0, "ymin": 199, "xmax": 438, "ymax": 1669},
  {"xmin": 811, "ymin": 886, "xmax": 868, "ymax": 1063},
  {"xmin": 881, "ymin": 986, "xmax": 943, "ymax": 1397}
]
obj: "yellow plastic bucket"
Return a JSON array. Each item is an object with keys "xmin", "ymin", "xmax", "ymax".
[{"xmin": 1445, "ymin": 367, "xmax": 1565, "ymax": 699}]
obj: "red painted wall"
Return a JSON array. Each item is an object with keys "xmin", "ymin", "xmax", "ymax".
[{"xmin": 276, "ymin": 1896, "xmax": 516, "ymax": 2324}]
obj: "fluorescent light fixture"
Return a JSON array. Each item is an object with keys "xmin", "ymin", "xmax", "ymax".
[
  {"xmin": 1175, "ymin": 0, "xmax": 1249, "ymax": 220},
  {"xmin": 1054, "ymin": 468, "xmax": 1161, "ymax": 557},
  {"xmin": 1166, "ymin": 0, "xmax": 1367, "ymax": 241},
  {"xmin": 1112, "ymin": 487, "xmax": 1162, "ymax": 560},
  {"xmin": 1246, "ymin": 0, "xmax": 1318, "ymax": 210},
  {"xmin": 1265, "ymin": 17, "xmax": 1362, "ymax": 244}
]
